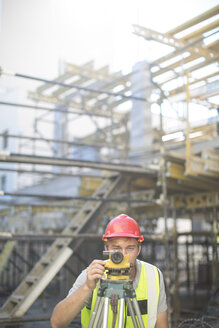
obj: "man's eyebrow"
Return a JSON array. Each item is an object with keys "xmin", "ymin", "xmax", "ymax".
[{"xmin": 111, "ymin": 244, "xmax": 136, "ymax": 248}]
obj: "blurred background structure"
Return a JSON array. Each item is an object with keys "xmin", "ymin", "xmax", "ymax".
[{"xmin": 0, "ymin": 1, "xmax": 218, "ymax": 327}]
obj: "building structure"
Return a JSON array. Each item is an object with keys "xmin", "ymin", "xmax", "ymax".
[{"xmin": 0, "ymin": 5, "xmax": 218, "ymax": 328}]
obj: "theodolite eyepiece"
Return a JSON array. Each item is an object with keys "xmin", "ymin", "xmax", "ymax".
[
  {"xmin": 103, "ymin": 251, "xmax": 123, "ymax": 264},
  {"xmin": 103, "ymin": 251, "xmax": 132, "ymax": 280}
]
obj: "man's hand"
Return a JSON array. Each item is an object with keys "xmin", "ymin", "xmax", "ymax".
[
  {"xmin": 51, "ymin": 259, "xmax": 105, "ymax": 328},
  {"xmin": 85, "ymin": 259, "xmax": 105, "ymax": 290}
]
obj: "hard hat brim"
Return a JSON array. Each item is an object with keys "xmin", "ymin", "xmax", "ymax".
[{"xmin": 102, "ymin": 232, "xmax": 144, "ymax": 242}]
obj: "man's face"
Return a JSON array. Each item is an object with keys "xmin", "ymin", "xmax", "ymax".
[{"xmin": 105, "ymin": 237, "xmax": 140, "ymax": 266}]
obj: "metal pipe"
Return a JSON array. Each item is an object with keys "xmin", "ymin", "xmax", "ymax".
[
  {"xmin": 1, "ymin": 191, "xmax": 157, "ymax": 204},
  {"xmin": 212, "ymin": 207, "xmax": 219, "ymax": 290},
  {"xmin": 0, "ymin": 152, "xmax": 150, "ymax": 174},
  {"xmin": 126, "ymin": 298, "xmax": 138, "ymax": 328},
  {"xmin": 118, "ymin": 298, "xmax": 125, "ymax": 328},
  {"xmin": 159, "ymin": 102, "xmax": 172, "ymax": 327},
  {"xmin": 0, "ymin": 233, "xmax": 165, "ymax": 241},
  {"xmin": 172, "ymin": 198, "xmax": 180, "ymax": 327},
  {"xmin": 1, "ymin": 71, "xmax": 146, "ymax": 102},
  {"xmin": 132, "ymin": 298, "xmax": 145, "ymax": 328},
  {"xmin": 0, "ymin": 200, "xmax": 81, "ymax": 207},
  {"xmin": 88, "ymin": 296, "xmax": 102, "ymax": 327},
  {"xmin": 93, "ymin": 297, "xmax": 104, "ymax": 327},
  {"xmin": 0, "ymin": 167, "xmax": 105, "ymax": 179},
  {"xmin": 0, "ymin": 101, "xmax": 112, "ymax": 118},
  {"xmin": 0, "ymin": 133, "xmax": 126, "ymax": 150},
  {"xmin": 177, "ymin": 231, "xmax": 218, "ymax": 237},
  {"xmin": 0, "ymin": 316, "xmax": 51, "ymax": 326},
  {"xmin": 103, "ymin": 297, "xmax": 109, "ymax": 328},
  {"xmin": 185, "ymin": 71, "xmax": 191, "ymax": 175}
]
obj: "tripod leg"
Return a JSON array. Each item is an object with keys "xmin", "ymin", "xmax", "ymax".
[
  {"xmin": 118, "ymin": 297, "xmax": 125, "ymax": 328},
  {"xmin": 132, "ymin": 297, "xmax": 145, "ymax": 328},
  {"xmin": 96, "ymin": 303, "xmax": 104, "ymax": 328},
  {"xmin": 103, "ymin": 296, "xmax": 109, "ymax": 328},
  {"xmin": 125, "ymin": 297, "xmax": 139, "ymax": 328},
  {"xmin": 93, "ymin": 297, "xmax": 105, "ymax": 328},
  {"xmin": 88, "ymin": 296, "xmax": 102, "ymax": 328}
]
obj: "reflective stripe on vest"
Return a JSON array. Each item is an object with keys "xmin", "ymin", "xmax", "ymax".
[{"xmin": 81, "ymin": 261, "xmax": 160, "ymax": 328}]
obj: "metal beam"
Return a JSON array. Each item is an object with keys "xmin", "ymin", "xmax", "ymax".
[
  {"xmin": 151, "ymin": 38, "xmax": 218, "ymax": 69},
  {"xmin": 159, "ymin": 56, "xmax": 219, "ymax": 87},
  {"xmin": 1, "ymin": 70, "xmax": 146, "ymax": 102},
  {"xmin": 0, "ymin": 101, "xmax": 113, "ymax": 119},
  {"xmin": 0, "ymin": 152, "xmax": 152, "ymax": 174},
  {"xmin": 0, "ymin": 316, "xmax": 50, "ymax": 326},
  {"xmin": 181, "ymin": 19, "xmax": 219, "ymax": 41},
  {"xmin": 0, "ymin": 202, "xmax": 81, "ymax": 209},
  {"xmin": 0, "ymin": 167, "xmax": 104, "ymax": 179},
  {"xmin": 133, "ymin": 25, "xmax": 218, "ymax": 60},
  {"xmin": 167, "ymin": 72, "xmax": 219, "ymax": 97},
  {"xmin": 167, "ymin": 5, "xmax": 219, "ymax": 35},
  {"xmin": 174, "ymin": 191, "xmax": 219, "ymax": 209},
  {"xmin": 0, "ymin": 133, "xmax": 126, "ymax": 151},
  {"xmin": 27, "ymin": 91, "xmax": 125, "ymax": 120},
  {"xmin": 166, "ymin": 162, "xmax": 219, "ymax": 191},
  {"xmin": 0, "ymin": 190, "xmax": 156, "ymax": 204},
  {"xmin": 66, "ymin": 62, "xmax": 120, "ymax": 82},
  {"xmin": 0, "ymin": 233, "xmax": 164, "ymax": 242}
]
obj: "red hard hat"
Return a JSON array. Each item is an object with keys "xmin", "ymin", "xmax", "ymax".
[{"xmin": 102, "ymin": 214, "xmax": 144, "ymax": 242}]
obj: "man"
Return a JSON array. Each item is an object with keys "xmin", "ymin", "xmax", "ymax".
[{"xmin": 51, "ymin": 214, "xmax": 169, "ymax": 328}]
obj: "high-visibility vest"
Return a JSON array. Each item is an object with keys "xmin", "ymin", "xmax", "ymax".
[{"xmin": 81, "ymin": 261, "xmax": 160, "ymax": 328}]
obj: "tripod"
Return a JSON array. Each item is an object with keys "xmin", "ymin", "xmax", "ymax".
[{"xmin": 88, "ymin": 278, "xmax": 145, "ymax": 328}]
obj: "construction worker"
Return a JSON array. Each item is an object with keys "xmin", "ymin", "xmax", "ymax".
[{"xmin": 51, "ymin": 214, "xmax": 168, "ymax": 328}]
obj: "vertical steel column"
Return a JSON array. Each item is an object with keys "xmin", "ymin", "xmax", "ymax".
[
  {"xmin": 190, "ymin": 214, "xmax": 196, "ymax": 298},
  {"xmin": 124, "ymin": 115, "xmax": 129, "ymax": 162},
  {"xmin": 159, "ymin": 102, "xmax": 172, "ymax": 327},
  {"xmin": 212, "ymin": 207, "xmax": 219, "ymax": 290},
  {"xmin": 186, "ymin": 238, "xmax": 190, "ymax": 291},
  {"xmin": 171, "ymin": 197, "xmax": 180, "ymax": 327},
  {"xmin": 33, "ymin": 111, "xmax": 38, "ymax": 184},
  {"xmin": 185, "ymin": 71, "xmax": 191, "ymax": 175}
]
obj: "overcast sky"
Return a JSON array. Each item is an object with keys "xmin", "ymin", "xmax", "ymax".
[
  {"xmin": 0, "ymin": 0, "xmax": 218, "ymax": 137},
  {"xmin": 0, "ymin": 0, "xmax": 218, "ymax": 77}
]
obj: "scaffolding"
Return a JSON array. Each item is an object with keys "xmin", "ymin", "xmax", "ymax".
[{"xmin": 0, "ymin": 5, "xmax": 218, "ymax": 328}]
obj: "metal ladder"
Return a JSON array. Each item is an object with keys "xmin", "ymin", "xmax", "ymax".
[
  {"xmin": 0, "ymin": 174, "xmax": 125, "ymax": 318},
  {"xmin": 0, "ymin": 241, "xmax": 16, "ymax": 275}
]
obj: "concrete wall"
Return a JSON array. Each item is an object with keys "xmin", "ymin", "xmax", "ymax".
[{"xmin": 130, "ymin": 61, "xmax": 153, "ymax": 155}]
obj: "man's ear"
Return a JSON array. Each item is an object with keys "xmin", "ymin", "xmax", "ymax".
[{"xmin": 138, "ymin": 246, "xmax": 141, "ymax": 255}]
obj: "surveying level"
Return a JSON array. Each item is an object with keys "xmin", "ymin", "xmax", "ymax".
[
  {"xmin": 103, "ymin": 251, "xmax": 133, "ymax": 280},
  {"xmin": 88, "ymin": 251, "xmax": 145, "ymax": 328}
]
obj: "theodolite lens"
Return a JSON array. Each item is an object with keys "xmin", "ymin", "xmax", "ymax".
[{"xmin": 111, "ymin": 251, "xmax": 123, "ymax": 264}]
